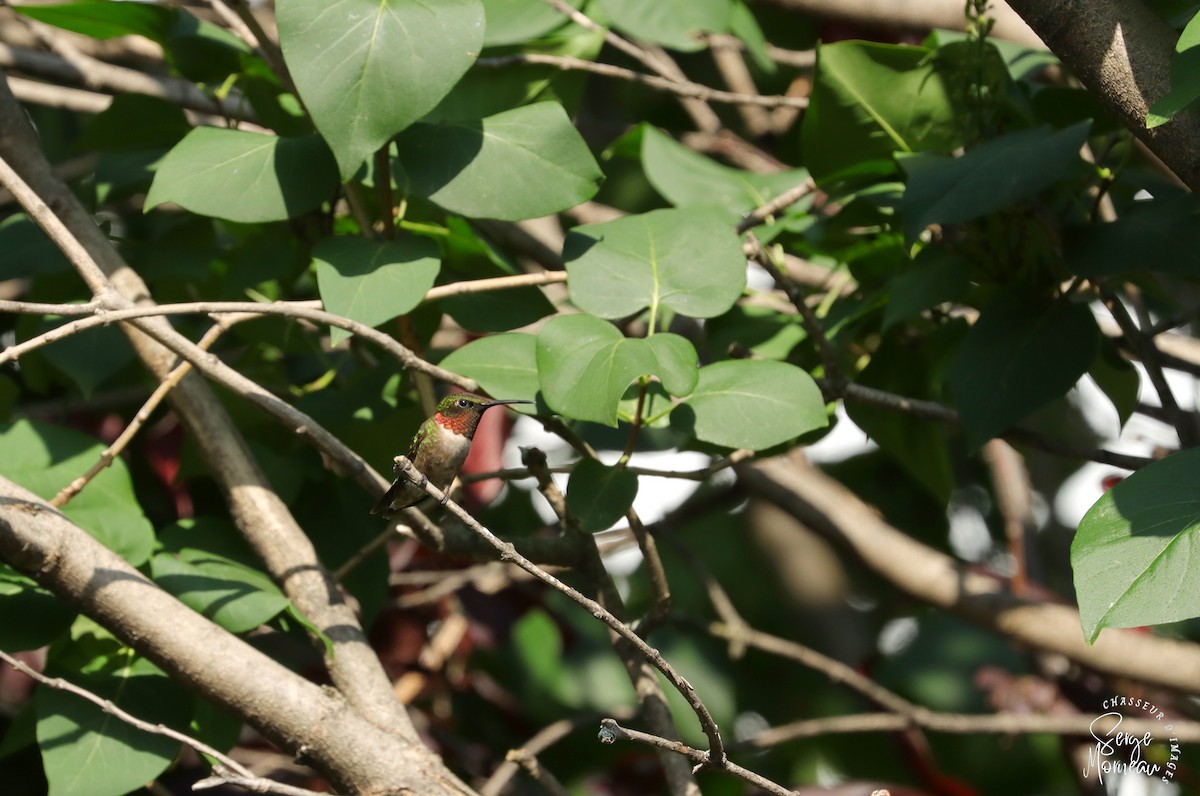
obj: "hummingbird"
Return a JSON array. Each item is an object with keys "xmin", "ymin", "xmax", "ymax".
[{"xmin": 370, "ymin": 392, "xmax": 532, "ymax": 516}]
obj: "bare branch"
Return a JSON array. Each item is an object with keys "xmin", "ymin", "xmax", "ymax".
[
  {"xmin": 477, "ymin": 53, "xmax": 809, "ymax": 109},
  {"xmin": 391, "ymin": 455, "xmax": 729, "ymax": 769},
  {"xmin": 598, "ymin": 719, "xmax": 796, "ymax": 796}
]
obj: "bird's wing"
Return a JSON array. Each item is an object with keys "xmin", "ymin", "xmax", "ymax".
[{"xmin": 368, "ymin": 424, "xmax": 431, "ymax": 515}]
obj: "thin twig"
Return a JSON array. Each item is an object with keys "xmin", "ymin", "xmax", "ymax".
[
  {"xmin": 391, "ymin": 455, "xmax": 728, "ymax": 768},
  {"xmin": 477, "ymin": 53, "xmax": 809, "ymax": 109},
  {"xmin": 538, "ymin": 0, "xmax": 678, "ymax": 81},
  {"xmin": 598, "ymin": 719, "xmax": 795, "ymax": 796},
  {"xmin": 736, "ymin": 179, "xmax": 815, "ymax": 234},
  {"xmin": 0, "ymin": 298, "xmax": 471, "ymax": 387},
  {"xmin": 192, "ymin": 773, "xmax": 336, "ymax": 796},
  {"xmin": 749, "ymin": 236, "xmax": 844, "ymax": 389},
  {"xmin": 1102, "ymin": 285, "xmax": 1199, "ymax": 447},
  {"xmin": 707, "ymin": 33, "xmax": 772, "ymax": 135},
  {"xmin": 50, "ymin": 317, "xmax": 243, "ymax": 507},
  {"xmin": 628, "ymin": 508, "xmax": 671, "ymax": 632},
  {"xmin": 0, "ymin": 651, "xmax": 238, "ymax": 774},
  {"xmin": 981, "ymin": 439, "xmax": 1032, "ymax": 595},
  {"xmin": 482, "ymin": 709, "xmax": 635, "ymax": 796}
]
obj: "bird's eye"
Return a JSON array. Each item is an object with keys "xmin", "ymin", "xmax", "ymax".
[{"xmin": 457, "ymin": 398, "xmax": 470, "ymax": 408}]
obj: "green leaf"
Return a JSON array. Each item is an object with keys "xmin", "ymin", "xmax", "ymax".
[
  {"xmin": 882, "ymin": 247, "xmax": 970, "ymax": 330},
  {"xmin": 151, "ymin": 518, "xmax": 289, "ymax": 634},
  {"xmin": 1066, "ymin": 194, "xmax": 1200, "ymax": 278},
  {"xmin": 566, "ymin": 459, "xmax": 639, "ymax": 532},
  {"xmin": 948, "ymin": 292, "xmax": 1099, "ymax": 448},
  {"xmin": 441, "ymin": 333, "xmax": 539, "ymax": 404},
  {"xmin": 394, "ymin": 102, "xmax": 602, "ymax": 221},
  {"xmin": 593, "ymin": 0, "xmax": 732, "ymax": 52},
  {"xmin": 899, "ymin": 122, "xmax": 1090, "ymax": 242},
  {"xmin": 704, "ymin": 304, "xmax": 806, "ymax": 361},
  {"xmin": 672, "ymin": 360, "xmax": 826, "ymax": 450},
  {"xmin": 278, "ymin": 0, "xmax": 485, "ymax": 178},
  {"xmin": 802, "ymin": 40, "xmax": 960, "ymax": 184},
  {"xmin": 640, "ymin": 125, "xmax": 808, "ymax": 219},
  {"xmin": 846, "ymin": 334, "xmax": 954, "ymax": 502},
  {"xmin": 313, "ymin": 236, "xmax": 441, "ymax": 345},
  {"xmin": 77, "ymin": 95, "xmax": 191, "ymax": 152},
  {"xmin": 145, "ymin": 129, "xmax": 337, "ymax": 222},
  {"xmin": 564, "ymin": 208, "xmax": 746, "ymax": 320},
  {"xmin": 16, "ymin": 0, "xmax": 174, "ymax": 41},
  {"xmin": 1147, "ymin": 10, "xmax": 1200, "ymax": 127},
  {"xmin": 1073, "ymin": 448, "xmax": 1200, "ymax": 642},
  {"xmin": 0, "ymin": 215, "xmax": 70, "ymax": 278},
  {"xmin": 37, "ymin": 321, "xmax": 136, "ymax": 398},
  {"xmin": 536, "ymin": 315, "xmax": 698, "ymax": 426},
  {"xmin": 0, "ymin": 420, "xmax": 154, "ymax": 566},
  {"xmin": 0, "ymin": 567, "xmax": 75, "ymax": 651},
  {"xmin": 481, "ymin": 0, "xmax": 577, "ymax": 46},
  {"xmin": 1088, "ymin": 338, "xmax": 1139, "ymax": 430},
  {"xmin": 727, "ymin": 1, "xmax": 774, "ymax": 73},
  {"xmin": 38, "ymin": 623, "xmax": 190, "ymax": 796},
  {"xmin": 442, "ymin": 286, "xmax": 555, "ymax": 332}
]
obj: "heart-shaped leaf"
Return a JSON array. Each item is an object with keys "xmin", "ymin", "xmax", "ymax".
[
  {"xmin": 564, "ymin": 207, "xmax": 745, "ymax": 320},
  {"xmin": 278, "ymin": 0, "xmax": 484, "ymax": 178},
  {"xmin": 672, "ymin": 360, "xmax": 826, "ymax": 449},
  {"xmin": 313, "ymin": 236, "xmax": 441, "ymax": 345},
  {"xmin": 1074, "ymin": 448, "xmax": 1200, "ymax": 642},
  {"xmin": 394, "ymin": 102, "xmax": 602, "ymax": 220},
  {"xmin": 146, "ymin": 128, "xmax": 337, "ymax": 222},
  {"xmin": 536, "ymin": 314, "xmax": 698, "ymax": 425}
]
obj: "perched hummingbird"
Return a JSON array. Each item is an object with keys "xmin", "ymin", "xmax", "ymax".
[{"xmin": 370, "ymin": 392, "xmax": 532, "ymax": 516}]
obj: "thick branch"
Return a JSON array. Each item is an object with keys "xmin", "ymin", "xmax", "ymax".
[
  {"xmin": 1007, "ymin": 0, "xmax": 1200, "ymax": 190},
  {"xmin": 737, "ymin": 456, "xmax": 1200, "ymax": 693},
  {"xmin": 0, "ymin": 479, "xmax": 471, "ymax": 796}
]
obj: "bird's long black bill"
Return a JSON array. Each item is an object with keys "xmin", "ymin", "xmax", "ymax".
[{"xmin": 483, "ymin": 399, "xmax": 535, "ymax": 407}]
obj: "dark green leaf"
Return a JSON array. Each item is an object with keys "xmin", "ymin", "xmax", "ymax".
[
  {"xmin": 536, "ymin": 315, "xmax": 698, "ymax": 425},
  {"xmin": 77, "ymin": 95, "xmax": 191, "ymax": 152},
  {"xmin": 846, "ymin": 334, "xmax": 955, "ymax": 501},
  {"xmin": 0, "ymin": 567, "xmax": 74, "ymax": 651},
  {"xmin": 394, "ymin": 103, "xmax": 602, "ymax": 221},
  {"xmin": 0, "ymin": 215, "xmax": 71, "ymax": 279},
  {"xmin": 145, "ymin": 129, "xmax": 337, "ymax": 222},
  {"xmin": 1073, "ymin": 448, "xmax": 1200, "ymax": 642},
  {"xmin": 949, "ymin": 292, "xmax": 1099, "ymax": 448},
  {"xmin": 899, "ymin": 122, "xmax": 1090, "ymax": 242},
  {"xmin": 441, "ymin": 333, "xmax": 539, "ymax": 404},
  {"xmin": 564, "ymin": 208, "xmax": 746, "ymax": 320},
  {"xmin": 313, "ymin": 236, "xmax": 441, "ymax": 345},
  {"xmin": 593, "ymin": 0, "xmax": 731, "ymax": 52},
  {"xmin": 278, "ymin": 0, "xmax": 485, "ymax": 178},
  {"xmin": 883, "ymin": 247, "xmax": 970, "ymax": 329},
  {"xmin": 566, "ymin": 459, "xmax": 639, "ymax": 532},
  {"xmin": 1067, "ymin": 194, "xmax": 1200, "ymax": 278},
  {"xmin": 442, "ymin": 286, "xmax": 555, "ymax": 332},
  {"xmin": 1088, "ymin": 338, "xmax": 1139, "ymax": 430},
  {"xmin": 0, "ymin": 420, "xmax": 154, "ymax": 566},
  {"xmin": 802, "ymin": 40, "xmax": 960, "ymax": 183},
  {"xmin": 37, "ymin": 321, "xmax": 136, "ymax": 398},
  {"xmin": 672, "ymin": 360, "xmax": 826, "ymax": 449}
]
